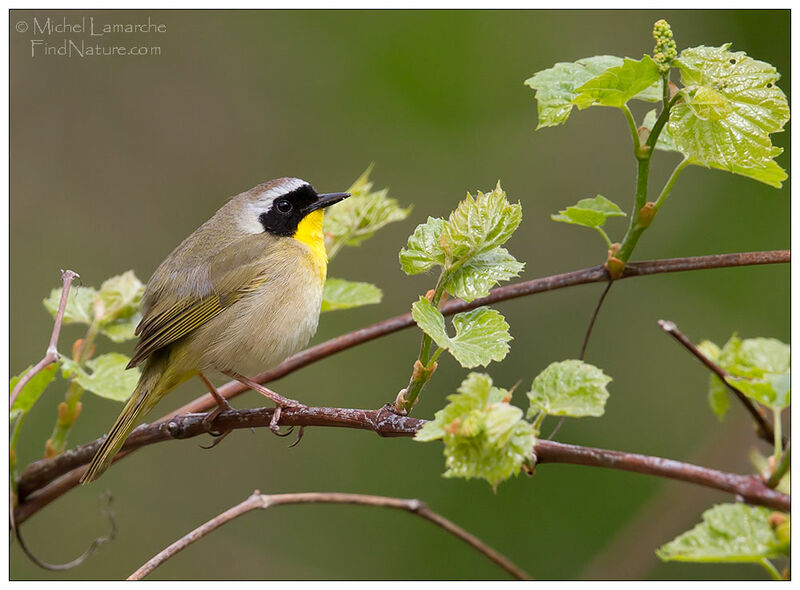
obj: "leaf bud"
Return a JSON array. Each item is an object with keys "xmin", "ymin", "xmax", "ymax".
[
  {"xmin": 605, "ymin": 243, "xmax": 624, "ymax": 278},
  {"xmin": 768, "ymin": 511, "xmax": 788, "ymax": 529},
  {"xmin": 44, "ymin": 439, "xmax": 58, "ymax": 459},
  {"xmin": 637, "ymin": 125, "xmax": 651, "ymax": 145},
  {"xmin": 636, "ymin": 202, "xmax": 656, "ymax": 228},
  {"xmin": 56, "ymin": 401, "xmax": 71, "ymax": 426}
]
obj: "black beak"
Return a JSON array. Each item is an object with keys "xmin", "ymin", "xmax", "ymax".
[{"xmin": 305, "ymin": 192, "xmax": 351, "ymax": 213}]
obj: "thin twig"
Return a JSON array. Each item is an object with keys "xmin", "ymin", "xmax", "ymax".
[
  {"xmin": 12, "ymin": 491, "xmax": 115, "ymax": 571},
  {"xmin": 658, "ymin": 319, "xmax": 777, "ymax": 445},
  {"xmin": 579, "ymin": 280, "xmax": 614, "ymax": 360},
  {"xmin": 127, "ymin": 490, "xmax": 531, "ymax": 580},
  {"xmin": 15, "ymin": 404, "xmax": 790, "ymax": 524},
  {"xmin": 547, "ymin": 280, "xmax": 614, "ymax": 441},
  {"xmin": 165, "ymin": 250, "xmax": 790, "ymax": 419},
  {"xmin": 10, "ymin": 270, "xmax": 78, "ymax": 408}
]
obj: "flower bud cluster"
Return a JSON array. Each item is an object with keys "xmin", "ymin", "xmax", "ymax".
[{"xmin": 652, "ymin": 19, "xmax": 677, "ymax": 74}]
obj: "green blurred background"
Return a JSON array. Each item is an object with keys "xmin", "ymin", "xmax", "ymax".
[{"xmin": 10, "ymin": 9, "xmax": 789, "ymax": 581}]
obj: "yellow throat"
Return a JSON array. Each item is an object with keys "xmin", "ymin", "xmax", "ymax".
[{"xmin": 293, "ymin": 209, "xmax": 328, "ymax": 281}]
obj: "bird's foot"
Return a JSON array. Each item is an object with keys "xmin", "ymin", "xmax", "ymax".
[
  {"xmin": 222, "ymin": 370, "xmax": 307, "ymax": 443},
  {"xmin": 198, "ymin": 373, "xmax": 236, "ymax": 449}
]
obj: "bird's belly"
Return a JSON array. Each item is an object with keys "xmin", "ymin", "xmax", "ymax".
[{"xmin": 190, "ymin": 265, "xmax": 324, "ymax": 377}]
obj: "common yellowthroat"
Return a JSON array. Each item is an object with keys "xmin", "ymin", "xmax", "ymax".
[{"xmin": 81, "ymin": 178, "xmax": 350, "ymax": 484}]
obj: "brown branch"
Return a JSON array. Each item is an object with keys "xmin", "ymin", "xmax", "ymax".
[
  {"xmin": 127, "ymin": 490, "xmax": 531, "ymax": 580},
  {"xmin": 15, "ymin": 404, "xmax": 790, "ymax": 525},
  {"xmin": 658, "ymin": 319, "xmax": 777, "ymax": 444},
  {"xmin": 10, "ymin": 270, "xmax": 78, "ymax": 408},
  {"xmin": 13, "ymin": 250, "xmax": 790, "ymax": 524},
  {"xmin": 165, "ymin": 250, "xmax": 790, "ymax": 419}
]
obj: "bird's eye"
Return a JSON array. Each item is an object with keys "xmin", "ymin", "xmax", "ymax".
[{"xmin": 275, "ymin": 199, "xmax": 293, "ymax": 214}]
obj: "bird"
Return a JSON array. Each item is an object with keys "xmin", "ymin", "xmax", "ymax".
[{"xmin": 80, "ymin": 177, "xmax": 350, "ymax": 484}]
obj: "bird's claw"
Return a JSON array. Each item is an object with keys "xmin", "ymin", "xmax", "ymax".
[
  {"xmin": 199, "ymin": 429, "xmax": 232, "ymax": 449},
  {"xmin": 200, "ymin": 400, "xmax": 235, "ymax": 448},
  {"xmin": 268, "ymin": 405, "xmax": 307, "ymax": 448}
]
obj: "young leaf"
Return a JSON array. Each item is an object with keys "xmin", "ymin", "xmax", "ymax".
[
  {"xmin": 96, "ymin": 271, "xmax": 145, "ymax": 321},
  {"xmin": 573, "ymin": 55, "xmax": 661, "ymax": 109},
  {"xmin": 698, "ymin": 339, "xmax": 729, "ymax": 420},
  {"xmin": 43, "ymin": 285, "xmax": 97, "ymax": 326},
  {"xmin": 668, "ymin": 44, "xmax": 790, "ymax": 187},
  {"xmin": 443, "ymin": 247, "xmax": 524, "ymax": 302},
  {"xmin": 645, "ymin": 108, "xmax": 787, "ymax": 187},
  {"xmin": 727, "ymin": 373, "xmax": 790, "ymax": 412},
  {"xmin": 443, "ymin": 182, "xmax": 522, "ymax": 262},
  {"xmin": 398, "ymin": 216, "xmax": 447, "ymax": 275},
  {"xmin": 99, "ymin": 313, "xmax": 142, "ymax": 343},
  {"xmin": 416, "ymin": 372, "xmax": 504, "ymax": 442},
  {"xmin": 415, "ymin": 372, "xmax": 536, "ymax": 488},
  {"xmin": 399, "ymin": 183, "xmax": 522, "ymax": 302},
  {"xmin": 61, "ymin": 353, "xmax": 140, "ymax": 402},
  {"xmin": 525, "ymin": 56, "xmax": 660, "ymax": 128},
  {"xmin": 321, "ymin": 278, "xmax": 382, "ymax": 312},
  {"xmin": 642, "ymin": 109, "xmax": 679, "ymax": 152},
  {"xmin": 551, "ymin": 195, "xmax": 626, "ymax": 228},
  {"xmin": 324, "ymin": 165, "xmax": 411, "ymax": 254},
  {"xmin": 707, "ymin": 376, "xmax": 730, "ymax": 421},
  {"xmin": 10, "ymin": 364, "xmax": 58, "ymax": 422},
  {"xmin": 411, "ymin": 298, "xmax": 511, "ymax": 368},
  {"xmin": 698, "ymin": 335, "xmax": 789, "ymax": 417},
  {"xmin": 527, "ymin": 360, "xmax": 611, "ymax": 418},
  {"xmin": 732, "ymin": 337, "xmax": 790, "ymax": 377},
  {"xmin": 657, "ymin": 504, "xmax": 789, "ymax": 564}
]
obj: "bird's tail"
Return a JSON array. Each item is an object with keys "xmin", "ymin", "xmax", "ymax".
[{"xmin": 80, "ymin": 355, "xmax": 182, "ymax": 484}]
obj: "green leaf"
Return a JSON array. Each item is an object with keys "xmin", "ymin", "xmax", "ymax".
[
  {"xmin": 43, "ymin": 285, "xmax": 97, "ymax": 326},
  {"xmin": 657, "ymin": 504, "xmax": 788, "ymax": 564},
  {"xmin": 525, "ymin": 55, "xmax": 660, "ymax": 128},
  {"xmin": 416, "ymin": 373, "xmax": 505, "ymax": 442},
  {"xmin": 697, "ymin": 339, "xmax": 721, "ymax": 360},
  {"xmin": 411, "ymin": 298, "xmax": 511, "ymax": 368},
  {"xmin": 707, "ymin": 376, "xmax": 730, "ymax": 420},
  {"xmin": 698, "ymin": 335, "xmax": 789, "ymax": 415},
  {"xmin": 10, "ymin": 363, "xmax": 58, "ymax": 422},
  {"xmin": 642, "ymin": 109, "xmax": 680, "ymax": 152},
  {"xmin": 733, "ymin": 337, "xmax": 790, "ymax": 377},
  {"xmin": 96, "ymin": 271, "xmax": 145, "ymax": 322},
  {"xmin": 99, "ymin": 313, "xmax": 142, "ymax": 343},
  {"xmin": 443, "ymin": 182, "xmax": 522, "ymax": 263},
  {"xmin": 645, "ymin": 109, "xmax": 787, "ymax": 187},
  {"xmin": 443, "ymin": 247, "xmax": 524, "ymax": 303},
  {"xmin": 727, "ymin": 373, "xmax": 790, "ymax": 411},
  {"xmin": 527, "ymin": 360, "xmax": 611, "ymax": 418},
  {"xmin": 714, "ymin": 334, "xmax": 790, "ymax": 380},
  {"xmin": 61, "ymin": 353, "xmax": 140, "ymax": 402},
  {"xmin": 698, "ymin": 340, "xmax": 729, "ymax": 420},
  {"xmin": 324, "ymin": 165, "xmax": 411, "ymax": 253},
  {"xmin": 399, "ymin": 216, "xmax": 447, "ymax": 275},
  {"xmin": 668, "ymin": 44, "xmax": 790, "ymax": 187},
  {"xmin": 399, "ymin": 183, "xmax": 523, "ymax": 302},
  {"xmin": 551, "ymin": 195, "xmax": 626, "ymax": 229},
  {"xmin": 321, "ymin": 278, "xmax": 382, "ymax": 312},
  {"xmin": 573, "ymin": 55, "xmax": 661, "ymax": 109},
  {"xmin": 415, "ymin": 372, "xmax": 536, "ymax": 488}
]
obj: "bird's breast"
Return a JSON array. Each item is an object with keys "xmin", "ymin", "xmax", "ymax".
[{"xmin": 190, "ymin": 247, "xmax": 326, "ymax": 377}]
